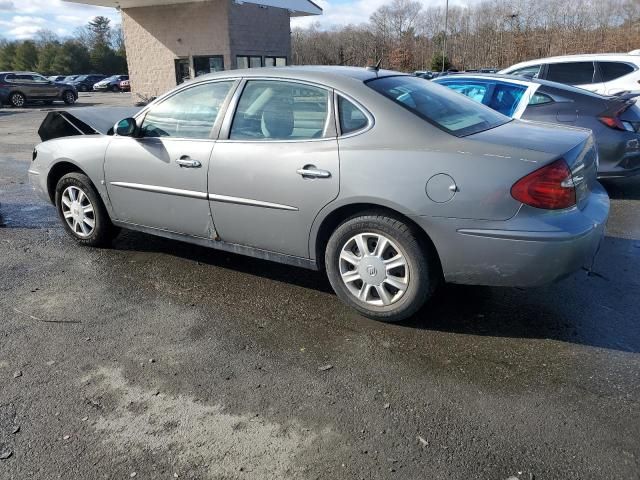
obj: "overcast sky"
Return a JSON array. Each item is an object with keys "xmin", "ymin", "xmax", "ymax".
[{"xmin": 0, "ymin": 0, "xmax": 479, "ymax": 40}]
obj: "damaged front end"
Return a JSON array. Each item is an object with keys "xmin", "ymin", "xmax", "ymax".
[{"xmin": 38, "ymin": 107, "xmax": 140, "ymax": 142}]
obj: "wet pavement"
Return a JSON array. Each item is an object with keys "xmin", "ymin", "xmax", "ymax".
[{"xmin": 0, "ymin": 94, "xmax": 639, "ymax": 479}]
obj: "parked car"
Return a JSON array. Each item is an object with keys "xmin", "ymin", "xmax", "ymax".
[
  {"xmin": 62, "ymin": 75, "xmax": 79, "ymax": 84},
  {"xmin": 119, "ymin": 79, "xmax": 131, "ymax": 92},
  {"xmin": 434, "ymin": 73, "xmax": 640, "ymax": 178},
  {"xmin": 48, "ymin": 75, "xmax": 67, "ymax": 82},
  {"xmin": 29, "ymin": 67, "xmax": 608, "ymax": 322},
  {"xmin": 414, "ymin": 70, "xmax": 435, "ymax": 80},
  {"xmin": 0, "ymin": 72, "xmax": 78, "ymax": 107},
  {"xmin": 500, "ymin": 52, "xmax": 640, "ymax": 95},
  {"xmin": 93, "ymin": 75, "xmax": 129, "ymax": 92},
  {"xmin": 70, "ymin": 74, "xmax": 107, "ymax": 92}
]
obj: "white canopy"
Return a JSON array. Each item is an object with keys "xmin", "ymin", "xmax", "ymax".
[{"xmin": 64, "ymin": 0, "xmax": 322, "ymax": 16}]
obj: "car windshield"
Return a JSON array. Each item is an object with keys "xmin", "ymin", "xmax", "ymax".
[
  {"xmin": 75, "ymin": 75, "xmax": 87, "ymax": 81},
  {"xmin": 366, "ymin": 75, "xmax": 510, "ymax": 137}
]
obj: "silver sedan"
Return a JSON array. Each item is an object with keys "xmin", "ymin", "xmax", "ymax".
[{"xmin": 28, "ymin": 66, "xmax": 609, "ymax": 322}]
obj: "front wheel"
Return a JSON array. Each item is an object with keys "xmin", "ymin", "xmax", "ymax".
[
  {"xmin": 55, "ymin": 172, "xmax": 118, "ymax": 247},
  {"xmin": 9, "ymin": 92, "xmax": 26, "ymax": 108},
  {"xmin": 325, "ymin": 213, "xmax": 439, "ymax": 322}
]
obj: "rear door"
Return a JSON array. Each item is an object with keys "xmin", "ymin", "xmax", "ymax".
[
  {"xmin": 209, "ymin": 79, "xmax": 339, "ymax": 258},
  {"xmin": 30, "ymin": 74, "xmax": 58, "ymax": 98}
]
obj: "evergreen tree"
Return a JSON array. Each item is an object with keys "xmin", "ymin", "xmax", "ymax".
[
  {"xmin": 430, "ymin": 52, "xmax": 451, "ymax": 72},
  {"xmin": 13, "ymin": 40, "xmax": 38, "ymax": 71},
  {"xmin": 0, "ymin": 42, "xmax": 17, "ymax": 71}
]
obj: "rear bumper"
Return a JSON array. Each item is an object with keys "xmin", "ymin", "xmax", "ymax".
[
  {"xmin": 412, "ymin": 182, "xmax": 610, "ymax": 287},
  {"xmin": 598, "ymin": 136, "xmax": 640, "ymax": 178}
]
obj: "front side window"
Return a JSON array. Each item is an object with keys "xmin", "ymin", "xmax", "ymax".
[
  {"xmin": 546, "ymin": 62, "xmax": 595, "ymax": 85},
  {"xmin": 598, "ymin": 62, "xmax": 635, "ymax": 82},
  {"xmin": 367, "ymin": 76, "xmax": 510, "ymax": 137},
  {"xmin": 141, "ymin": 81, "xmax": 234, "ymax": 139},
  {"xmin": 487, "ymin": 83, "xmax": 527, "ymax": 116},
  {"xmin": 230, "ymin": 80, "xmax": 329, "ymax": 141},
  {"xmin": 510, "ymin": 65, "xmax": 541, "ymax": 78},
  {"xmin": 338, "ymin": 96, "xmax": 369, "ymax": 135}
]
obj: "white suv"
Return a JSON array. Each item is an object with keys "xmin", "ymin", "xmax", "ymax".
[{"xmin": 500, "ymin": 52, "xmax": 640, "ymax": 95}]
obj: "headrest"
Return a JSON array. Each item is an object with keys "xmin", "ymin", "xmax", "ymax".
[{"xmin": 261, "ymin": 98, "xmax": 294, "ymax": 139}]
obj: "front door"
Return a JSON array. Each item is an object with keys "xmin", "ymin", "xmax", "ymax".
[
  {"xmin": 209, "ymin": 79, "xmax": 339, "ymax": 258},
  {"xmin": 104, "ymin": 80, "xmax": 236, "ymax": 238}
]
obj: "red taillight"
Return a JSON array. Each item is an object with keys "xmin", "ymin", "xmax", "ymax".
[
  {"xmin": 598, "ymin": 101, "xmax": 633, "ymax": 131},
  {"xmin": 511, "ymin": 159, "xmax": 576, "ymax": 210}
]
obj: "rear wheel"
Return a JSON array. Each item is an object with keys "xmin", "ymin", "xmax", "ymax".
[
  {"xmin": 9, "ymin": 92, "xmax": 26, "ymax": 108},
  {"xmin": 111, "ymin": 84, "xmax": 120, "ymax": 92},
  {"xmin": 62, "ymin": 91, "xmax": 76, "ymax": 105},
  {"xmin": 55, "ymin": 172, "xmax": 118, "ymax": 247},
  {"xmin": 325, "ymin": 213, "xmax": 439, "ymax": 322}
]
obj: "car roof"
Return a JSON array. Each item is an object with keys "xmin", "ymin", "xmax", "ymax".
[
  {"xmin": 434, "ymin": 73, "xmax": 611, "ymax": 99},
  {"xmin": 191, "ymin": 65, "xmax": 406, "ymax": 88},
  {"xmin": 504, "ymin": 53, "xmax": 640, "ymax": 71}
]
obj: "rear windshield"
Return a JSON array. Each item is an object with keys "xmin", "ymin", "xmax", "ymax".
[{"xmin": 366, "ymin": 76, "xmax": 510, "ymax": 137}]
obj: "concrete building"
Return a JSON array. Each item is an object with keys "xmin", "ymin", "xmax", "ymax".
[{"xmin": 67, "ymin": 0, "xmax": 322, "ymax": 97}]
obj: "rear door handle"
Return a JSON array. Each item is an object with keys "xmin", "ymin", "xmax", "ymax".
[
  {"xmin": 176, "ymin": 156, "xmax": 201, "ymax": 168},
  {"xmin": 296, "ymin": 165, "xmax": 331, "ymax": 179}
]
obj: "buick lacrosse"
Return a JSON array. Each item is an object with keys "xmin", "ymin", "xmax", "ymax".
[{"xmin": 29, "ymin": 66, "xmax": 609, "ymax": 322}]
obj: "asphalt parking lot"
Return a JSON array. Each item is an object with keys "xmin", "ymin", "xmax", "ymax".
[{"xmin": 0, "ymin": 92, "xmax": 639, "ymax": 479}]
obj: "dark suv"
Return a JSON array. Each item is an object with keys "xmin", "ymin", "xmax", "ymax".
[
  {"xmin": 69, "ymin": 74, "xmax": 107, "ymax": 92},
  {"xmin": 0, "ymin": 72, "xmax": 78, "ymax": 108}
]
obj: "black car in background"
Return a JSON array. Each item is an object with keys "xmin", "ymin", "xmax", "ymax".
[
  {"xmin": 48, "ymin": 75, "xmax": 67, "ymax": 82},
  {"xmin": 62, "ymin": 75, "xmax": 79, "ymax": 83},
  {"xmin": 0, "ymin": 72, "xmax": 78, "ymax": 107},
  {"xmin": 69, "ymin": 74, "xmax": 107, "ymax": 92}
]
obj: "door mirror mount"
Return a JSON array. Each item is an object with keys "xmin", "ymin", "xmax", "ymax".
[{"xmin": 115, "ymin": 117, "xmax": 137, "ymax": 137}]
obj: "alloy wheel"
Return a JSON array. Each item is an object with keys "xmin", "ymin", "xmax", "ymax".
[
  {"xmin": 339, "ymin": 232, "xmax": 410, "ymax": 307},
  {"xmin": 61, "ymin": 186, "xmax": 95, "ymax": 238},
  {"xmin": 11, "ymin": 94, "xmax": 24, "ymax": 107}
]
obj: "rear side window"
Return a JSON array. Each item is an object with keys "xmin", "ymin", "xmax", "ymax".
[
  {"xmin": 487, "ymin": 83, "xmax": 527, "ymax": 116},
  {"xmin": 598, "ymin": 62, "xmax": 635, "ymax": 82},
  {"xmin": 529, "ymin": 92, "xmax": 553, "ymax": 105},
  {"xmin": 141, "ymin": 81, "xmax": 234, "ymax": 139},
  {"xmin": 230, "ymin": 80, "xmax": 329, "ymax": 140},
  {"xmin": 338, "ymin": 96, "xmax": 369, "ymax": 135},
  {"xmin": 546, "ymin": 62, "xmax": 595, "ymax": 85},
  {"xmin": 367, "ymin": 76, "xmax": 510, "ymax": 137}
]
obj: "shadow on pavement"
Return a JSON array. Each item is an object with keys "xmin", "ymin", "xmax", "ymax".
[
  {"xmin": 601, "ymin": 176, "xmax": 640, "ymax": 200},
  {"xmin": 113, "ymin": 229, "xmax": 640, "ymax": 354}
]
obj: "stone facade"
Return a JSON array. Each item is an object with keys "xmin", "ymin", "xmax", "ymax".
[{"xmin": 121, "ymin": 0, "xmax": 291, "ymax": 98}]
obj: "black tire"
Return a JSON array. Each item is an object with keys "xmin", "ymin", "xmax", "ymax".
[
  {"xmin": 9, "ymin": 92, "xmax": 26, "ymax": 108},
  {"xmin": 79, "ymin": 85, "xmax": 88, "ymax": 92},
  {"xmin": 111, "ymin": 84, "xmax": 120, "ymax": 92},
  {"xmin": 62, "ymin": 90, "xmax": 76, "ymax": 105},
  {"xmin": 325, "ymin": 212, "xmax": 439, "ymax": 322},
  {"xmin": 55, "ymin": 172, "xmax": 118, "ymax": 247}
]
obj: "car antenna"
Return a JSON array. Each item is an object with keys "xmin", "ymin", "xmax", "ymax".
[{"xmin": 366, "ymin": 58, "xmax": 383, "ymax": 72}]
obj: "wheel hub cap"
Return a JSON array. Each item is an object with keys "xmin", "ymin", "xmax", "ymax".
[
  {"xmin": 61, "ymin": 186, "xmax": 95, "ymax": 238},
  {"xmin": 339, "ymin": 233, "xmax": 410, "ymax": 307}
]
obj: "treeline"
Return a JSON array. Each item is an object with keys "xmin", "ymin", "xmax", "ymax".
[
  {"xmin": 0, "ymin": 16, "xmax": 127, "ymax": 75},
  {"xmin": 292, "ymin": 0, "xmax": 640, "ymax": 72}
]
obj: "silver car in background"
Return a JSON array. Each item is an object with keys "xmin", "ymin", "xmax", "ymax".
[{"xmin": 28, "ymin": 67, "xmax": 609, "ymax": 322}]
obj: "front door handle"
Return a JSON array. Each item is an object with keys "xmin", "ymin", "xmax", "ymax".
[
  {"xmin": 296, "ymin": 165, "xmax": 331, "ymax": 179},
  {"xmin": 176, "ymin": 156, "xmax": 201, "ymax": 168}
]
